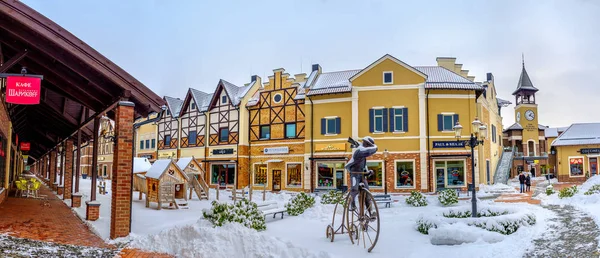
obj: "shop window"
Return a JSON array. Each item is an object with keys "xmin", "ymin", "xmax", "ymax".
[
  {"xmin": 219, "ymin": 128, "xmax": 229, "ymax": 142},
  {"xmin": 254, "ymin": 164, "xmax": 267, "ymax": 185},
  {"xmin": 165, "ymin": 135, "xmax": 172, "ymax": 146},
  {"xmin": 569, "ymin": 157, "xmax": 584, "ymax": 177},
  {"xmin": 435, "ymin": 160, "xmax": 466, "ymax": 187},
  {"xmin": 369, "ymin": 108, "xmax": 388, "ymax": 133},
  {"xmin": 260, "ymin": 125, "xmax": 270, "ymax": 139},
  {"xmin": 189, "ymin": 131, "xmax": 197, "ymax": 145},
  {"xmin": 287, "ymin": 163, "xmax": 302, "ymax": 187},
  {"xmin": 438, "ymin": 114, "xmax": 459, "ymax": 131},
  {"xmin": 317, "ymin": 162, "xmax": 345, "ymax": 189},
  {"xmin": 366, "ymin": 161, "xmax": 383, "ymax": 188},
  {"xmin": 395, "ymin": 160, "xmax": 415, "ymax": 188},
  {"xmin": 211, "ymin": 164, "xmax": 235, "ymax": 185},
  {"xmin": 285, "ymin": 123, "xmax": 296, "ymax": 138}
]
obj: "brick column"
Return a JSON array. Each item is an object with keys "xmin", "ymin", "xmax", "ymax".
[
  {"xmin": 110, "ymin": 101, "xmax": 134, "ymax": 239},
  {"xmin": 86, "ymin": 201, "xmax": 100, "ymax": 221},
  {"xmin": 64, "ymin": 139, "xmax": 74, "ymax": 200},
  {"xmin": 49, "ymin": 151, "xmax": 57, "ymax": 190}
]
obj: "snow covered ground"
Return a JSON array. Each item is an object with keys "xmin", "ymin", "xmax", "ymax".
[{"xmin": 65, "ymin": 178, "xmax": 554, "ymax": 258}]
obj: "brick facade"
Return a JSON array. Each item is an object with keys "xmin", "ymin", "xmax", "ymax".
[
  {"xmin": 86, "ymin": 201, "xmax": 100, "ymax": 221},
  {"xmin": 0, "ymin": 188, "xmax": 6, "ymax": 205},
  {"xmin": 64, "ymin": 140, "xmax": 74, "ymax": 200},
  {"xmin": 110, "ymin": 102, "xmax": 134, "ymax": 239},
  {"xmin": 557, "ymin": 175, "xmax": 587, "ymax": 183}
]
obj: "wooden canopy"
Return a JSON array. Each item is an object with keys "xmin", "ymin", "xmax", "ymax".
[{"xmin": 0, "ymin": 1, "xmax": 165, "ymax": 159}]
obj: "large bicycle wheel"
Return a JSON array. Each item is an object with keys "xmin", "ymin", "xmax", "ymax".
[
  {"xmin": 345, "ymin": 193, "xmax": 359, "ymax": 244},
  {"xmin": 358, "ymin": 190, "xmax": 380, "ymax": 252}
]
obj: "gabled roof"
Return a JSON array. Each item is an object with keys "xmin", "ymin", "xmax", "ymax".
[
  {"xmin": 176, "ymin": 157, "xmax": 195, "ymax": 169},
  {"xmin": 513, "ymin": 64, "xmax": 538, "ymax": 95},
  {"xmin": 133, "ymin": 157, "xmax": 151, "ymax": 173},
  {"xmin": 552, "ymin": 123, "xmax": 600, "ymax": 146},
  {"xmin": 349, "ymin": 54, "xmax": 427, "ymax": 81},
  {"xmin": 145, "ymin": 159, "xmax": 183, "ymax": 180},
  {"xmin": 306, "ymin": 70, "xmax": 360, "ymax": 96},
  {"xmin": 414, "ymin": 66, "xmax": 483, "ymax": 90},
  {"xmin": 179, "ymin": 88, "xmax": 213, "ymax": 116},
  {"xmin": 505, "ymin": 123, "xmax": 523, "ymax": 131},
  {"xmin": 208, "ymin": 79, "xmax": 254, "ymax": 109},
  {"xmin": 545, "ymin": 127, "xmax": 569, "ymax": 138},
  {"xmin": 164, "ymin": 96, "xmax": 183, "ymax": 118}
]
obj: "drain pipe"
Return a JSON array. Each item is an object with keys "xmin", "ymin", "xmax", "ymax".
[
  {"xmin": 246, "ymin": 106, "xmax": 252, "ymax": 191},
  {"xmin": 308, "ymin": 96, "xmax": 314, "ymax": 192},
  {"xmin": 426, "ymin": 90, "xmax": 431, "ymax": 192},
  {"xmin": 129, "ymin": 105, "xmax": 166, "ymax": 233}
]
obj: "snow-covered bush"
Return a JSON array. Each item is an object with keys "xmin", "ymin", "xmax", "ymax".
[
  {"xmin": 438, "ymin": 189, "xmax": 458, "ymax": 206},
  {"xmin": 546, "ymin": 185, "xmax": 554, "ymax": 195},
  {"xmin": 406, "ymin": 191, "xmax": 428, "ymax": 207},
  {"xmin": 320, "ymin": 190, "xmax": 345, "ymax": 205},
  {"xmin": 416, "ymin": 205, "xmax": 536, "ymax": 235},
  {"xmin": 558, "ymin": 185, "xmax": 578, "ymax": 199},
  {"xmin": 286, "ymin": 192, "xmax": 315, "ymax": 216},
  {"xmin": 584, "ymin": 184, "xmax": 600, "ymax": 195},
  {"xmin": 202, "ymin": 199, "xmax": 266, "ymax": 231}
]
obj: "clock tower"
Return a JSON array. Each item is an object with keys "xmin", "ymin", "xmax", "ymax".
[{"xmin": 513, "ymin": 60, "xmax": 540, "ymax": 156}]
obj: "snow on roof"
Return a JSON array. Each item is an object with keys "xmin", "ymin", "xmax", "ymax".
[
  {"xmin": 145, "ymin": 159, "xmax": 172, "ymax": 179},
  {"xmin": 552, "ymin": 123, "xmax": 600, "ymax": 147},
  {"xmin": 190, "ymin": 89, "xmax": 213, "ymax": 112},
  {"xmin": 497, "ymin": 98, "xmax": 512, "ymax": 107},
  {"xmin": 504, "ymin": 123, "xmax": 523, "ymax": 131},
  {"xmin": 176, "ymin": 157, "xmax": 193, "ymax": 169},
  {"xmin": 164, "ymin": 96, "xmax": 184, "ymax": 118},
  {"xmin": 221, "ymin": 79, "xmax": 254, "ymax": 106},
  {"xmin": 414, "ymin": 66, "xmax": 483, "ymax": 90},
  {"xmin": 306, "ymin": 70, "xmax": 360, "ymax": 96},
  {"xmin": 133, "ymin": 157, "xmax": 151, "ymax": 173}
]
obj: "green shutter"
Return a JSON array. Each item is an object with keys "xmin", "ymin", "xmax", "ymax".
[
  {"xmin": 437, "ymin": 114, "xmax": 443, "ymax": 131},
  {"xmin": 389, "ymin": 108, "xmax": 395, "ymax": 132},
  {"xmin": 320, "ymin": 118, "xmax": 326, "ymax": 135},
  {"xmin": 369, "ymin": 109, "xmax": 374, "ymax": 133},
  {"xmin": 382, "ymin": 109, "xmax": 388, "ymax": 132},
  {"xmin": 403, "ymin": 107, "xmax": 408, "ymax": 132},
  {"xmin": 335, "ymin": 117, "xmax": 341, "ymax": 134}
]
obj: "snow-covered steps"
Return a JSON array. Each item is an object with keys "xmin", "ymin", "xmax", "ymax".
[{"xmin": 175, "ymin": 199, "xmax": 189, "ymax": 209}]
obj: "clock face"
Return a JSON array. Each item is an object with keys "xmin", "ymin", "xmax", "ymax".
[
  {"xmin": 516, "ymin": 112, "xmax": 521, "ymax": 122},
  {"xmin": 525, "ymin": 110, "xmax": 535, "ymax": 121}
]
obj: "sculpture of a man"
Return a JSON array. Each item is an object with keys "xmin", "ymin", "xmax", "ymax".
[{"xmin": 345, "ymin": 136, "xmax": 377, "ymax": 216}]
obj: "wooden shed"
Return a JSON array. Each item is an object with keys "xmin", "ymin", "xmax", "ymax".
[
  {"xmin": 133, "ymin": 157, "xmax": 152, "ymax": 200},
  {"xmin": 177, "ymin": 157, "xmax": 209, "ymax": 200},
  {"xmin": 145, "ymin": 159, "xmax": 188, "ymax": 210}
]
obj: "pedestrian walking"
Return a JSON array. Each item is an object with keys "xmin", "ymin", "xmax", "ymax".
[
  {"xmin": 525, "ymin": 173, "xmax": 531, "ymax": 192},
  {"xmin": 519, "ymin": 172, "xmax": 526, "ymax": 193}
]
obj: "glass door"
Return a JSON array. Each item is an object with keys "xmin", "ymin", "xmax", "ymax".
[
  {"xmin": 590, "ymin": 158, "xmax": 598, "ymax": 175},
  {"xmin": 335, "ymin": 170, "xmax": 344, "ymax": 188},
  {"xmin": 436, "ymin": 168, "xmax": 445, "ymax": 191},
  {"xmin": 272, "ymin": 170, "xmax": 281, "ymax": 191}
]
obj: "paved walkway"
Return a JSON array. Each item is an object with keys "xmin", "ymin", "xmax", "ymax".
[{"xmin": 0, "ymin": 180, "xmax": 172, "ymax": 257}]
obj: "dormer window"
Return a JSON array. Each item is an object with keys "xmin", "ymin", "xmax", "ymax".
[
  {"xmin": 222, "ymin": 95, "xmax": 228, "ymax": 104},
  {"xmin": 383, "ymin": 71, "xmax": 393, "ymax": 84}
]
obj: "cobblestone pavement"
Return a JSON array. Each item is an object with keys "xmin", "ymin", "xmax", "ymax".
[{"xmin": 525, "ymin": 205, "xmax": 600, "ymax": 258}]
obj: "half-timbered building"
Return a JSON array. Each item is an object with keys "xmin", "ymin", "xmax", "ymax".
[
  {"xmin": 179, "ymin": 88, "xmax": 213, "ymax": 165},
  {"xmin": 157, "ymin": 96, "xmax": 183, "ymax": 160},
  {"xmin": 205, "ymin": 77, "xmax": 261, "ymax": 189},
  {"xmin": 247, "ymin": 68, "xmax": 307, "ymax": 192}
]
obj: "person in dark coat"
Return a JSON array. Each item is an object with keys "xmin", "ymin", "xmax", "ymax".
[
  {"xmin": 525, "ymin": 173, "xmax": 531, "ymax": 192},
  {"xmin": 518, "ymin": 172, "xmax": 526, "ymax": 193}
]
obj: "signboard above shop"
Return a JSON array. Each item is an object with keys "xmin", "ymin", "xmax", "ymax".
[
  {"xmin": 213, "ymin": 148, "xmax": 234, "ymax": 155},
  {"xmin": 433, "ymin": 141, "xmax": 466, "ymax": 148},
  {"xmin": 20, "ymin": 142, "xmax": 30, "ymax": 151},
  {"xmin": 315, "ymin": 143, "xmax": 346, "ymax": 152},
  {"xmin": 581, "ymin": 148, "xmax": 600, "ymax": 154},
  {"xmin": 264, "ymin": 146, "xmax": 289, "ymax": 154},
  {"xmin": 5, "ymin": 76, "xmax": 42, "ymax": 105}
]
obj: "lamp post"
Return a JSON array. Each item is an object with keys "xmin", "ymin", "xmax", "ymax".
[
  {"xmin": 453, "ymin": 118, "xmax": 487, "ymax": 218},
  {"xmin": 383, "ymin": 149, "xmax": 389, "ymax": 195}
]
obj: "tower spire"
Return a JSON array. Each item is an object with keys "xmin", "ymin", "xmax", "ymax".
[{"xmin": 522, "ymin": 53, "xmax": 524, "ymax": 68}]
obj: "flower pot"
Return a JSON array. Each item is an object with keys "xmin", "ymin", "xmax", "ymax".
[{"xmin": 82, "ymin": 174, "xmax": 88, "ymax": 179}]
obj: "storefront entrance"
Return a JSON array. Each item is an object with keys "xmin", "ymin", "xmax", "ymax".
[
  {"xmin": 590, "ymin": 158, "xmax": 598, "ymax": 176},
  {"xmin": 316, "ymin": 162, "xmax": 346, "ymax": 189},
  {"xmin": 272, "ymin": 170, "xmax": 281, "ymax": 191},
  {"xmin": 211, "ymin": 163, "xmax": 236, "ymax": 186},
  {"xmin": 434, "ymin": 160, "xmax": 466, "ymax": 191}
]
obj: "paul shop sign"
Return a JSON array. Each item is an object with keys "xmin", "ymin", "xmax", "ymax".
[
  {"xmin": 264, "ymin": 146, "xmax": 289, "ymax": 154},
  {"xmin": 433, "ymin": 141, "xmax": 466, "ymax": 148},
  {"xmin": 20, "ymin": 142, "xmax": 30, "ymax": 151},
  {"xmin": 5, "ymin": 76, "xmax": 42, "ymax": 105}
]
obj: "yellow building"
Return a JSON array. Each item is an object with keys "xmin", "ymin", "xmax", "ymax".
[
  {"xmin": 157, "ymin": 96, "xmax": 183, "ymax": 160},
  {"xmin": 97, "ymin": 117, "xmax": 114, "ymax": 178},
  {"xmin": 551, "ymin": 123, "xmax": 600, "ymax": 182},
  {"xmin": 246, "ymin": 68, "xmax": 307, "ymax": 192},
  {"xmin": 135, "ymin": 112, "xmax": 159, "ymax": 162},
  {"xmin": 304, "ymin": 54, "xmax": 505, "ymax": 193}
]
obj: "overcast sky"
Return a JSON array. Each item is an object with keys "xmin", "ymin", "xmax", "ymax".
[{"xmin": 22, "ymin": 0, "xmax": 600, "ymax": 128}]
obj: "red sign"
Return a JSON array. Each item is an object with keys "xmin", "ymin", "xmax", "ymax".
[
  {"xmin": 20, "ymin": 142, "xmax": 30, "ymax": 151},
  {"xmin": 6, "ymin": 76, "xmax": 41, "ymax": 105}
]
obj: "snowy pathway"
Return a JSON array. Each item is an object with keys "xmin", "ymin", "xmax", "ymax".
[
  {"xmin": 0, "ymin": 234, "xmax": 120, "ymax": 258},
  {"xmin": 526, "ymin": 205, "xmax": 600, "ymax": 258}
]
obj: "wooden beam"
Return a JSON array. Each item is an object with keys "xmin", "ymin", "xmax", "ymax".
[
  {"xmin": 62, "ymin": 97, "xmax": 67, "ymax": 116},
  {"xmin": 0, "ymin": 48, "xmax": 27, "ymax": 73}
]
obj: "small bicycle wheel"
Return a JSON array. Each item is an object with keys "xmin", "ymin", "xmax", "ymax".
[
  {"xmin": 359, "ymin": 190, "xmax": 380, "ymax": 252},
  {"xmin": 326, "ymin": 225, "xmax": 335, "ymax": 242}
]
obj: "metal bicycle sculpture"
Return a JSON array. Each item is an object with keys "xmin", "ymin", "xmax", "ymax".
[{"xmin": 326, "ymin": 137, "xmax": 380, "ymax": 252}]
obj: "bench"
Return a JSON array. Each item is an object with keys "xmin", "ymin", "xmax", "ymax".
[
  {"xmin": 373, "ymin": 194, "xmax": 392, "ymax": 208},
  {"xmin": 257, "ymin": 201, "xmax": 286, "ymax": 219}
]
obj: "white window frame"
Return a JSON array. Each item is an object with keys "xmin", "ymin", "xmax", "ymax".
[
  {"xmin": 252, "ymin": 163, "xmax": 268, "ymax": 186},
  {"xmin": 285, "ymin": 162, "xmax": 303, "ymax": 188},
  {"xmin": 441, "ymin": 113, "xmax": 457, "ymax": 132},
  {"xmin": 324, "ymin": 116, "xmax": 338, "ymax": 136},
  {"xmin": 383, "ymin": 71, "xmax": 393, "ymax": 84},
  {"xmin": 373, "ymin": 108, "xmax": 385, "ymax": 133},
  {"xmin": 315, "ymin": 162, "xmax": 346, "ymax": 189},
  {"xmin": 568, "ymin": 156, "xmax": 585, "ymax": 178},
  {"xmin": 394, "ymin": 159, "xmax": 416, "ymax": 189},
  {"xmin": 435, "ymin": 159, "xmax": 467, "ymax": 189},
  {"xmin": 273, "ymin": 93, "xmax": 283, "ymax": 104},
  {"xmin": 366, "ymin": 160, "xmax": 384, "ymax": 189},
  {"xmin": 393, "ymin": 108, "xmax": 404, "ymax": 132}
]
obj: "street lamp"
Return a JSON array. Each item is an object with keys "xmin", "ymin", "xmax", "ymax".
[
  {"xmin": 383, "ymin": 149, "xmax": 389, "ymax": 195},
  {"xmin": 453, "ymin": 118, "xmax": 487, "ymax": 218}
]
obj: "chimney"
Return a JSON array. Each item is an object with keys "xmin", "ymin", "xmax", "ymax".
[
  {"xmin": 436, "ymin": 57, "xmax": 456, "ymax": 71},
  {"xmin": 311, "ymin": 64, "xmax": 321, "ymax": 73},
  {"xmin": 251, "ymin": 75, "xmax": 261, "ymax": 85},
  {"xmin": 486, "ymin": 72, "xmax": 494, "ymax": 82},
  {"xmin": 295, "ymin": 73, "xmax": 307, "ymax": 82}
]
